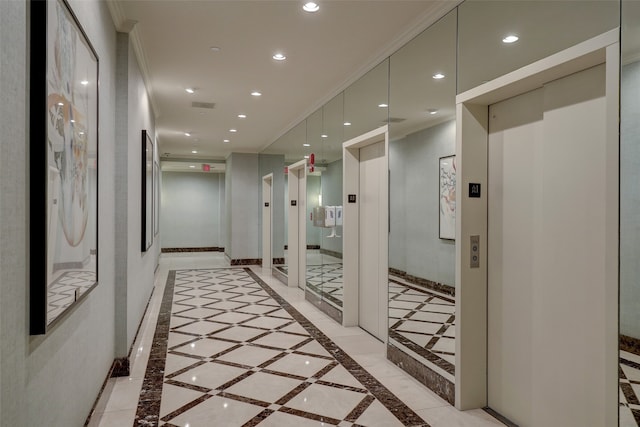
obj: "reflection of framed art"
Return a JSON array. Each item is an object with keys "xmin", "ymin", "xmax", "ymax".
[
  {"xmin": 153, "ymin": 159, "xmax": 160, "ymax": 236},
  {"xmin": 30, "ymin": 0, "xmax": 99, "ymax": 334},
  {"xmin": 142, "ymin": 130, "xmax": 154, "ymax": 251},
  {"xmin": 439, "ymin": 155, "xmax": 456, "ymax": 240}
]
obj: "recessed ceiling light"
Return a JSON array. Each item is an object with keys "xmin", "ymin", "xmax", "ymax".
[
  {"xmin": 303, "ymin": 143, "xmax": 310, "ymax": 147},
  {"xmin": 273, "ymin": 53, "xmax": 286, "ymax": 61},
  {"xmin": 229, "ymin": 129, "xmax": 237, "ymax": 133},
  {"xmin": 70, "ymin": 119, "xmax": 75, "ymax": 123},
  {"xmin": 303, "ymin": 2, "xmax": 319, "ymax": 12},
  {"xmin": 428, "ymin": 109, "xmax": 438, "ymax": 115},
  {"xmin": 378, "ymin": 103, "xmax": 388, "ymax": 108},
  {"xmin": 223, "ymin": 139, "xmax": 230, "ymax": 143},
  {"xmin": 189, "ymin": 165, "xmax": 195, "ymax": 168},
  {"xmin": 502, "ymin": 34, "xmax": 519, "ymax": 44},
  {"xmin": 81, "ymin": 80, "xmax": 89, "ymax": 85},
  {"xmin": 192, "ymin": 150, "xmax": 198, "ymax": 154},
  {"xmin": 184, "ymin": 132, "xmax": 191, "ymax": 136},
  {"xmin": 185, "ymin": 88, "xmax": 195, "ymax": 94},
  {"xmin": 251, "ymin": 91, "xmax": 262, "ymax": 97},
  {"xmin": 343, "ymin": 122, "xmax": 351, "ymax": 126},
  {"xmin": 304, "ymin": 155, "xmax": 310, "ymax": 159},
  {"xmin": 210, "ymin": 46, "xmax": 221, "ymax": 52},
  {"xmin": 238, "ymin": 114, "xmax": 247, "ymax": 118},
  {"xmin": 57, "ymin": 102, "xmax": 64, "ymax": 106},
  {"xmin": 321, "ymin": 134, "xmax": 328, "ymax": 138},
  {"xmin": 432, "ymin": 73, "xmax": 445, "ymax": 80}
]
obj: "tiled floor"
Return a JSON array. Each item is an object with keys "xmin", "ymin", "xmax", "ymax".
[
  {"xmin": 87, "ymin": 253, "xmax": 503, "ymax": 427},
  {"xmin": 620, "ymin": 350, "xmax": 640, "ymax": 426}
]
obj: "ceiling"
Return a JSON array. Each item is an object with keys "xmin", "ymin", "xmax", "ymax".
[{"xmin": 107, "ymin": 1, "xmax": 455, "ymax": 163}]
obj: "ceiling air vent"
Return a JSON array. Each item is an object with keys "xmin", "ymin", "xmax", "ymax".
[
  {"xmin": 191, "ymin": 101, "xmax": 216, "ymax": 109},
  {"xmin": 388, "ymin": 117, "xmax": 406, "ymax": 123}
]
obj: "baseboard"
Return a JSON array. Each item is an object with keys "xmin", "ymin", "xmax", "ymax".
[
  {"xmin": 389, "ymin": 268, "xmax": 455, "ymax": 297},
  {"xmin": 161, "ymin": 247, "xmax": 224, "ymax": 253},
  {"xmin": 229, "ymin": 258, "xmax": 262, "ymax": 266}
]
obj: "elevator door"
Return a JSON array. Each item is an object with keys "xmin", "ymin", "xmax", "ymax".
[
  {"xmin": 487, "ymin": 64, "xmax": 606, "ymax": 426},
  {"xmin": 359, "ymin": 140, "xmax": 386, "ymax": 341}
]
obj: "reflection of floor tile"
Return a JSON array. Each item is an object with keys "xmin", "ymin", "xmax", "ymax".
[
  {"xmin": 167, "ymin": 395, "xmax": 264, "ymax": 427},
  {"xmin": 171, "ymin": 362, "xmax": 247, "ymax": 390},
  {"xmin": 172, "ymin": 337, "xmax": 236, "ymax": 358},
  {"xmin": 225, "ymin": 372, "xmax": 302, "ymax": 403},
  {"xmin": 266, "ymin": 353, "xmax": 332, "ymax": 378}
]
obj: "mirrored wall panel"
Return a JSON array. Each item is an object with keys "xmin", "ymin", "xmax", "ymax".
[
  {"xmin": 457, "ymin": 0, "xmax": 619, "ymax": 93},
  {"xmin": 621, "ymin": 1, "xmax": 640, "ymax": 424},
  {"xmin": 388, "ymin": 9, "xmax": 457, "ymax": 404}
]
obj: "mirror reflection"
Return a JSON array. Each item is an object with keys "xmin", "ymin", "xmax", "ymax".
[
  {"xmin": 620, "ymin": 1, "xmax": 640, "ymax": 425},
  {"xmin": 387, "ymin": 9, "xmax": 457, "ymax": 404}
]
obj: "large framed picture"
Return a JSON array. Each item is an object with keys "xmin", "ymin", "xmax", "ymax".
[
  {"xmin": 439, "ymin": 155, "xmax": 456, "ymax": 240},
  {"xmin": 30, "ymin": 0, "xmax": 99, "ymax": 334},
  {"xmin": 142, "ymin": 130, "xmax": 154, "ymax": 251}
]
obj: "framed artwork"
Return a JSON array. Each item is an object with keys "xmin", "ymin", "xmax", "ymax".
[
  {"xmin": 153, "ymin": 159, "xmax": 160, "ymax": 236},
  {"xmin": 439, "ymin": 155, "xmax": 456, "ymax": 240},
  {"xmin": 142, "ymin": 130, "xmax": 154, "ymax": 251},
  {"xmin": 30, "ymin": 0, "xmax": 100, "ymax": 334}
]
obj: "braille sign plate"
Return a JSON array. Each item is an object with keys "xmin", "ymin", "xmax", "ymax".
[{"xmin": 469, "ymin": 183, "xmax": 481, "ymax": 198}]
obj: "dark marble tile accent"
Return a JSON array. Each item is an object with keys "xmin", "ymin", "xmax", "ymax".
[
  {"xmin": 165, "ymin": 360, "xmax": 207, "ymax": 379},
  {"xmin": 308, "ymin": 245, "xmax": 321, "ymax": 249},
  {"xmin": 278, "ymin": 406, "xmax": 342, "ymax": 425},
  {"xmin": 165, "ymin": 378, "xmax": 212, "ymax": 394},
  {"xmin": 160, "ymin": 394, "xmax": 212, "ymax": 422},
  {"xmin": 218, "ymin": 391, "xmax": 271, "ymax": 408},
  {"xmin": 230, "ymin": 258, "xmax": 263, "ymax": 266},
  {"xmin": 271, "ymin": 266, "xmax": 288, "ymax": 285},
  {"xmin": 305, "ymin": 289, "xmax": 343, "ymax": 324},
  {"xmin": 243, "ymin": 409, "xmax": 275, "ymax": 427},
  {"xmin": 245, "ymin": 268, "xmax": 429, "ymax": 427},
  {"xmin": 345, "ymin": 395, "xmax": 375, "ymax": 422},
  {"xmin": 387, "ymin": 344, "xmax": 454, "ymax": 405},
  {"xmin": 110, "ymin": 357, "xmax": 130, "ymax": 377},
  {"xmin": 389, "ymin": 269, "xmax": 455, "ymax": 297},
  {"xmin": 483, "ymin": 407, "xmax": 518, "ymax": 427},
  {"xmin": 135, "ymin": 271, "xmax": 176, "ymax": 426},
  {"xmin": 161, "ymin": 247, "xmax": 224, "ymax": 253},
  {"xmin": 388, "ymin": 330, "xmax": 454, "ymax": 375},
  {"xmin": 621, "ymin": 334, "xmax": 640, "ymax": 357},
  {"xmin": 622, "ymin": 357, "xmax": 640, "ymax": 372},
  {"xmin": 319, "ymin": 248, "xmax": 343, "ymax": 259},
  {"xmin": 272, "ymin": 257, "xmax": 285, "ymax": 265}
]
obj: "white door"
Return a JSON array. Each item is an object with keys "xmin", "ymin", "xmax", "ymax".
[
  {"xmin": 487, "ymin": 64, "xmax": 607, "ymax": 426},
  {"xmin": 358, "ymin": 140, "xmax": 387, "ymax": 341}
]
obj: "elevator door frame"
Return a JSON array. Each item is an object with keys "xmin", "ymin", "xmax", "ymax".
[
  {"xmin": 262, "ymin": 173, "xmax": 273, "ymax": 270},
  {"xmin": 342, "ymin": 125, "xmax": 389, "ymax": 342},
  {"xmin": 287, "ymin": 159, "xmax": 307, "ymax": 289},
  {"xmin": 454, "ymin": 29, "xmax": 619, "ymax": 426}
]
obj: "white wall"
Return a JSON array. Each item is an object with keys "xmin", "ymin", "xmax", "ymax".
[
  {"xmin": 161, "ymin": 172, "xmax": 225, "ymax": 248},
  {"xmin": 0, "ymin": 0, "xmax": 118, "ymax": 425},
  {"xmin": 389, "ymin": 120, "xmax": 456, "ymax": 285},
  {"xmin": 621, "ymin": 60, "xmax": 640, "ymax": 339}
]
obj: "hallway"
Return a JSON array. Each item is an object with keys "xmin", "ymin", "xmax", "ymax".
[{"xmin": 86, "ymin": 253, "xmax": 503, "ymax": 427}]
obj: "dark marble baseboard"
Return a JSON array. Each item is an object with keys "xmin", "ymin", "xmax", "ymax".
[
  {"xmin": 283, "ymin": 245, "xmax": 320, "ymax": 250},
  {"xmin": 621, "ymin": 334, "xmax": 640, "ymax": 356},
  {"xmin": 389, "ymin": 268, "xmax": 455, "ymax": 297},
  {"xmin": 272, "ymin": 266, "xmax": 288, "ymax": 285},
  {"xmin": 305, "ymin": 289, "xmax": 343, "ymax": 324},
  {"xmin": 483, "ymin": 407, "xmax": 519, "ymax": 427},
  {"xmin": 319, "ymin": 248, "xmax": 343, "ymax": 259},
  {"xmin": 387, "ymin": 343, "xmax": 454, "ymax": 405},
  {"xmin": 272, "ymin": 257, "xmax": 285, "ymax": 265},
  {"xmin": 161, "ymin": 247, "xmax": 224, "ymax": 253},
  {"xmin": 229, "ymin": 258, "xmax": 262, "ymax": 266},
  {"xmin": 110, "ymin": 357, "xmax": 130, "ymax": 377}
]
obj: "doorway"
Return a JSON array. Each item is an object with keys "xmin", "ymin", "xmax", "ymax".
[
  {"xmin": 455, "ymin": 30, "xmax": 619, "ymax": 426},
  {"xmin": 343, "ymin": 126, "xmax": 388, "ymax": 342}
]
